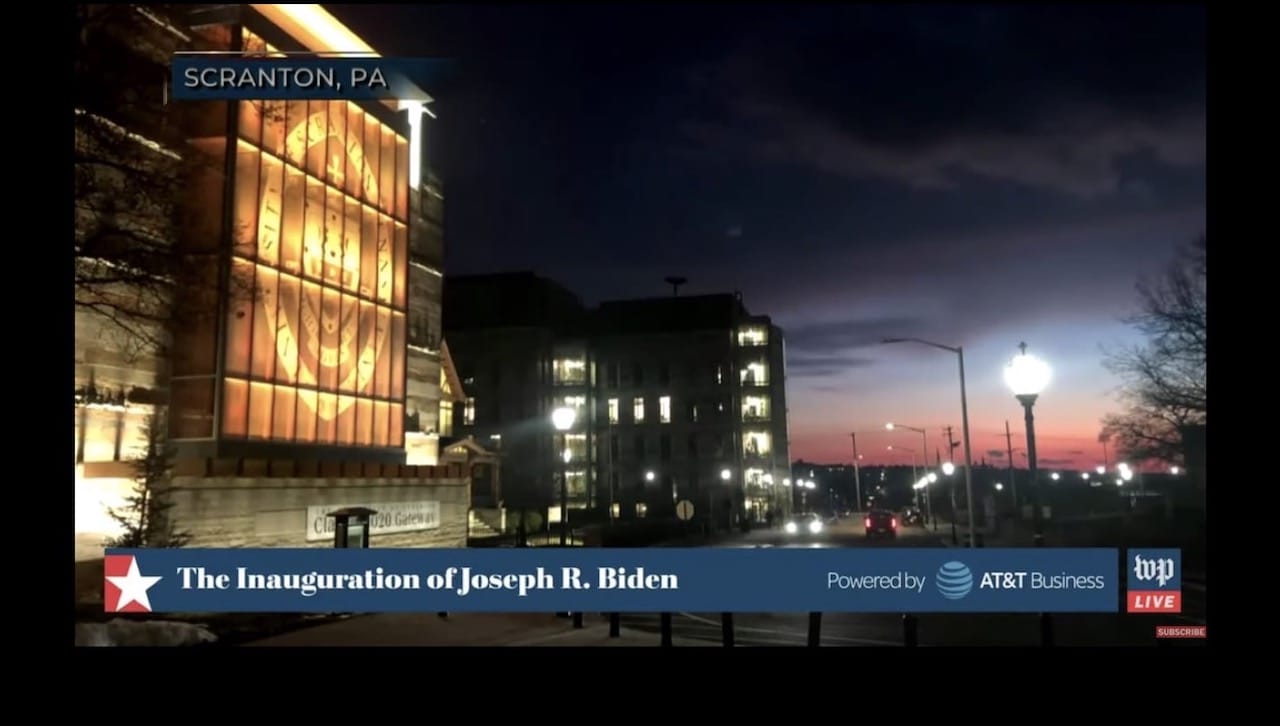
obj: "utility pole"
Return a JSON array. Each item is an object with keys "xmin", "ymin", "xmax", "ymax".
[
  {"xmin": 850, "ymin": 432, "xmax": 863, "ymax": 513},
  {"xmin": 1005, "ymin": 420, "xmax": 1018, "ymax": 510},
  {"xmin": 944, "ymin": 426, "xmax": 959, "ymax": 545}
]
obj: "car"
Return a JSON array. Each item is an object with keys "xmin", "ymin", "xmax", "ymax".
[
  {"xmin": 864, "ymin": 510, "xmax": 898, "ymax": 539},
  {"xmin": 784, "ymin": 513, "xmax": 824, "ymax": 536}
]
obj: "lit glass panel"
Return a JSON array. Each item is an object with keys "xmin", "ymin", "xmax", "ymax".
[
  {"xmin": 250, "ymin": 266, "xmax": 278, "ymax": 380},
  {"xmin": 273, "ymin": 385, "xmax": 297, "ymax": 442},
  {"xmin": 390, "ymin": 312, "xmax": 405, "ymax": 399},
  {"xmin": 374, "ymin": 400, "xmax": 390, "ymax": 447},
  {"xmin": 356, "ymin": 398, "xmax": 373, "ymax": 446},
  {"xmin": 222, "ymin": 378, "xmax": 249, "ymax": 437},
  {"xmin": 232, "ymin": 143, "xmax": 259, "ymax": 258},
  {"xmin": 223, "ymin": 92, "xmax": 409, "ymax": 450},
  {"xmin": 395, "ymin": 135, "xmax": 409, "ymax": 220},
  {"xmin": 279, "ymin": 165, "xmax": 304, "ymax": 275},
  {"xmin": 248, "ymin": 381, "xmax": 274, "ymax": 440},
  {"xmin": 224, "ymin": 260, "xmax": 253, "ymax": 376},
  {"xmin": 393, "ymin": 223, "xmax": 408, "ymax": 309}
]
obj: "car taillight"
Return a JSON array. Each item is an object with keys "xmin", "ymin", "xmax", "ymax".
[
  {"xmin": 864, "ymin": 518, "xmax": 871, "ymax": 528},
  {"xmin": 891, "ymin": 518, "xmax": 898, "ymax": 528}
]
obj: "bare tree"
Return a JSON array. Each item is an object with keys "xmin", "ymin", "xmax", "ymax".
[
  {"xmin": 1101, "ymin": 235, "xmax": 1206, "ymax": 464},
  {"xmin": 107, "ymin": 409, "xmax": 191, "ymax": 548},
  {"xmin": 75, "ymin": 5, "xmax": 257, "ymax": 359}
]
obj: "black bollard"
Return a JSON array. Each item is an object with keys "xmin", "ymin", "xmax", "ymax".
[
  {"xmin": 608, "ymin": 612, "xmax": 621, "ymax": 638},
  {"xmin": 721, "ymin": 612, "xmax": 735, "ymax": 647},
  {"xmin": 660, "ymin": 612, "xmax": 673, "ymax": 647},
  {"xmin": 902, "ymin": 614, "xmax": 918, "ymax": 647},
  {"xmin": 1040, "ymin": 613, "xmax": 1054, "ymax": 647},
  {"xmin": 807, "ymin": 612, "xmax": 823, "ymax": 647},
  {"xmin": 573, "ymin": 611, "xmax": 584, "ymax": 629}
]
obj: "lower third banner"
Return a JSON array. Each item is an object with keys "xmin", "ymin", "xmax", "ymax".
[{"xmin": 104, "ymin": 547, "xmax": 1120, "ymax": 614}]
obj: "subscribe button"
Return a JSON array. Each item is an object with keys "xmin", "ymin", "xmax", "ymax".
[{"xmin": 1156, "ymin": 625, "xmax": 1206, "ymax": 639}]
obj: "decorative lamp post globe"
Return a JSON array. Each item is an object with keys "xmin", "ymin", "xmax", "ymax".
[
  {"xmin": 720, "ymin": 468, "xmax": 732, "ymax": 481},
  {"xmin": 942, "ymin": 462, "xmax": 956, "ymax": 476},
  {"xmin": 1096, "ymin": 465, "xmax": 1106, "ymax": 475},
  {"xmin": 552, "ymin": 406, "xmax": 577, "ymax": 432},
  {"xmin": 928, "ymin": 472, "xmax": 938, "ymax": 483},
  {"xmin": 1004, "ymin": 342, "xmax": 1052, "ymax": 548},
  {"xmin": 645, "ymin": 470, "xmax": 656, "ymax": 482}
]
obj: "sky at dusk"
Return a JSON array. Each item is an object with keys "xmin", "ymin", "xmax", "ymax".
[{"xmin": 333, "ymin": 3, "xmax": 1206, "ymax": 470}]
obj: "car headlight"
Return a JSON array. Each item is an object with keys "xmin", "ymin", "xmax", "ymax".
[
  {"xmin": 808, "ymin": 520, "xmax": 823, "ymax": 534},
  {"xmin": 785, "ymin": 522, "xmax": 798, "ymax": 534}
]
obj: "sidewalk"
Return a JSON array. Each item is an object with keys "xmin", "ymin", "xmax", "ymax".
[{"xmin": 243, "ymin": 611, "xmax": 712, "ymax": 647}]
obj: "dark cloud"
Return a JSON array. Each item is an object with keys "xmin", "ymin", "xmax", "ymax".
[
  {"xmin": 784, "ymin": 317, "xmax": 927, "ymax": 354},
  {"xmin": 987, "ymin": 450, "xmax": 1006, "ymax": 459},
  {"xmin": 788, "ymin": 353, "xmax": 876, "ymax": 379},
  {"xmin": 684, "ymin": 6, "xmax": 1205, "ymax": 197}
]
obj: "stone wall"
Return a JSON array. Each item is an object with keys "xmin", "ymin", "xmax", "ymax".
[{"xmin": 168, "ymin": 475, "xmax": 470, "ymax": 548}]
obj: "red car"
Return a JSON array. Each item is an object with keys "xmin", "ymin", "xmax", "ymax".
[{"xmin": 864, "ymin": 509, "xmax": 898, "ymax": 539}]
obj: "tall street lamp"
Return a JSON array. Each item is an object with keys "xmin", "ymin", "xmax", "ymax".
[
  {"xmin": 882, "ymin": 337, "xmax": 977, "ymax": 547},
  {"xmin": 552, "ymin": 406, "xmax": 577, "ymax": 547},
  {"xmin": 1003, "ymin": 342, "xmax": 1052, "ymax": 548},
  {"xmin": 941, "ymin": 461, "xmax": 958, "ymax": 544}
]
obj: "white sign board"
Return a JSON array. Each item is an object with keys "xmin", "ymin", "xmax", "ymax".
[
  {"xmin": 676, "ymin": 500, "xmax": 695, "ymax": 521},
  {"xmin": 306, "ymin": 501, "xmax": 441, "ymax": 542}
]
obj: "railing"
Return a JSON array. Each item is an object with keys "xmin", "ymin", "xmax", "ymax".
[{"xmin": 584, "ymin": 611, "xmax": 1056, "ymax": 647}]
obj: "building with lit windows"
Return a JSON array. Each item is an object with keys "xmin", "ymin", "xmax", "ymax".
[
  {"xmin": 74, "ymin": 4, "xmax": 476, "ymax": 558},
  {"xmin": 444, "ymin": 274, "xmax": 791, "ymax": 529}
]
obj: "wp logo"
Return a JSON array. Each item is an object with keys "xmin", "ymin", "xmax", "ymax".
[{"xmin": 1127, "ymin": 549, "xmax": 1181, "ymax": 614}]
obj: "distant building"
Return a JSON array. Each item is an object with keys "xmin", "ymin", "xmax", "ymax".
[{"xmin": 444, "ymin": 273, "xmax": 792, "ymax": 528}]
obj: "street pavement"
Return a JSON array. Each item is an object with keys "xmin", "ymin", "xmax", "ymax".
[
  {"xmin": 613, "ymin": 518, "xmax": 1207, "ymax": 646},
  {"xmin": 244, "ymin": 517, "xmax": 1205, "ymax": 647}
]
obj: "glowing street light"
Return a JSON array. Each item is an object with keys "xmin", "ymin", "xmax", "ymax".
[
  {"xmin": 995, "ymin": 482, "xmax": 1005, "ymax": 492},
  {"xmin": 551, "ymin": 406, "xmax": 577, "ymax": 547},
  {"xmin": 1050, "ymin": 472, "xmax": 1060, "ymax": 481},
  {"xmin": 1004, "ymin": 342, "xmax": 1052, "ymax": 548},
  {"xmin": 942, "ymin": 462, "xmax": 956, "ymax": 476},
  {"xmin": 720, "ymin": 468, "xmax": 732, "ymax": 481},
  {"xmin": 645, "ymin": 470, "xmax": 656, "ymax": 482},
  {"xmin": 1096, "ymin": 465, "xmax": 1106, "ymax": 475},
  {"xmin": 1170, "ymin": 466, "xmax": 1181, "ymax": 475}
]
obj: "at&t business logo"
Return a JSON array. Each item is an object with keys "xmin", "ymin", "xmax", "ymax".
[{"xmin": 936, "ymin": 561, "xmax": 973, "ymax": 600}]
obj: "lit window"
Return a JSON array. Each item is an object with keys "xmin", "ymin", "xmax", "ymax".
[
  {"xmin": 438, "ymin": 399, "xmax": 453, "ymax": 436},
  {"xmin": 737, "ymin": 327, "xmax": 768, "ymax": 347},
  {"xmin": 563, "ymin": 395, "xmax": 586, "ymax": 412},
  {"xmin": 553, "ymin": 358, "xmax": 587, "ymax": 385},
  {"xmin": 636, "ymin": 503, "xmax": 648, "ymax": 518},
  {"xmin": 564, "ymin": 433, "xmax": 587, "ymax": 461},
  {"xmin": 633, "ymin": 397, "xmax": 645, "ymax": 422},
  {"xmin": 608, "ymin": 398, "xmax": 619, "ymax": 424},
  {"xmin": 740, "ymin": 362, "xmax": 768, "ymax": 386},
  {"xmin": 744, "ymin": 431, "xmax": 772, "ymax": 457},
  {"xmin": 742, "ymin": 395, "xmax": 770, "ymax": 421},
  {"xmin": 659, "ymin": 396, "xmax": 671, "ymax": 423},
  {"xmin": 745, "ymin": 468, "xmax": 764, "ymax": 486},
  {"xmin": 463, "ymin": 397, "xmax": 475, "ymax": 425}
]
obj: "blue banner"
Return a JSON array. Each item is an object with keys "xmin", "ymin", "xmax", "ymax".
[
  {"xmin": 103, "ymin": 548, "xmax": 1120, "ymax": 614},
  {"xmin": 170, "ymin": 57, "xmax": 451, "ymax": 100}
]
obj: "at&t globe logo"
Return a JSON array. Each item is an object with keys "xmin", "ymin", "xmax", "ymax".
[{"xmin": 936, "ymin": 561, "xmax": 973, "ymax": 600}]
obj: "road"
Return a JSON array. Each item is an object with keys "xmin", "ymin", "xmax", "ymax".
[{"xmin": 618, "ymin": 519, "xmax": 1207, "ymax": 646}]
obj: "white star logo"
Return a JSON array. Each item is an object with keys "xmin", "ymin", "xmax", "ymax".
[{"xmin": 106, "ymin": 557, "xmax": 163, "ymax": 612}]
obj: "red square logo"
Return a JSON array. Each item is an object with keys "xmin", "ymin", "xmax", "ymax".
[{"xmin": 103, "ymin": 555, "xmax": 163, "ymax": 613}]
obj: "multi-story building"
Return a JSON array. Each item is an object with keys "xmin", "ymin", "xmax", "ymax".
[
  {"xmin": 442, "ymin": 273, "xmax": 591, "ymax": 517},
  {"xmin": 444, "ymin": 273, "xmax": 791, "ymax": 528},
  {"xmin": 74, "ymin": 4, "xmax": 473, "ymax": 558}
]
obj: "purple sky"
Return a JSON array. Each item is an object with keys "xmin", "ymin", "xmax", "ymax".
[{"xmin": 333, "ymin": 3, "xmax": 1207, "ymax": 468}]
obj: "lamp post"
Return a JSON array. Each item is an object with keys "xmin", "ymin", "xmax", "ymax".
[
  {"xmin": 551, "ymin": 406, "xmax": 577, "ymax": 547},
  {"xmin": 942, "ymin": 461, "xmax": 958, "ymax": 544},
  {"xmin": 849, "ymin": 433, "xmax": 863, "ymax": 513},
  {"xmin": 887, "ymin": 445, "xmax": 918, "ymax": 499},
  {"xmin": 882, "ymin": 338, "xmax": 976, "ymax": 547},
  {"xmin": 1003, "ymin": 342, "xmax": 1052, "ymax": 548}
]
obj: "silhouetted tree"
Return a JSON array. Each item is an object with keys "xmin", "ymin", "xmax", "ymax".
[
  {"xmin": 1101, "ymin": 235, "xmax": 1206, "ymax": 464},
  {"xmin": 75, "ymin": 5, "xmax": 256, "ymax": 358},
  {"xmin": 107, "ymin": 409, "xmax": 191, "ymax": 548}
]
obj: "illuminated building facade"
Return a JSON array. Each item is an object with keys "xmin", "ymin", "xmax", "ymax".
[
  {"xmin": 74, "ymin": 4, "xmax": 471, "ymax": 558},
  {"xmin": 445, "ymin": 274, "xmax": 791, "ymax": 529}
]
